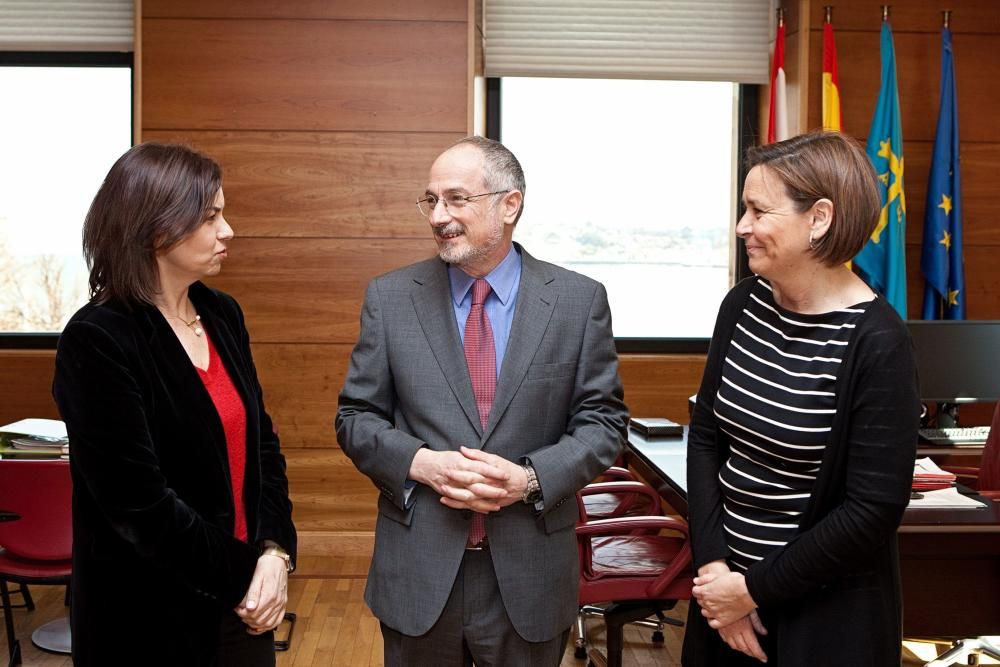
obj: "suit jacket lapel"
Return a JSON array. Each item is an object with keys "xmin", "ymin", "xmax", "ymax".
[
  {"xmin": 483, "ymin": 248, "xmax": 556, "ymax": 443},
  {"xmin": 410, "ymin": 260, "xmax": 484, "ymax": 435}
]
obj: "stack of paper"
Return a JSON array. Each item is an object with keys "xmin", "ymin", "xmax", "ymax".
[
  {"xmin": 908, "ymin": 486, "xmax": 987, "ymax": 510},
  {"xmin": 0, "ymin": 418, "xmax": 69, "ymax": 457},
  {"xmin": 913, "ymin": 457, "xmax": 956, "ymax": 491}
]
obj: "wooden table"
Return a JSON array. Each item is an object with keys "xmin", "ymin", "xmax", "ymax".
[{"xmin": 625, "ymin": 429, "xmax": 1000, "ymax": 638}]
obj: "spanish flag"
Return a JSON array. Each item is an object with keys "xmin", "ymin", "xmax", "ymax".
[
  {"xmin": 767, "ymin": 14, "xmax": 788, "ymax": 143},
  {"xmin": 822, "ymin": 20, "xmax": 842, "ymax": 131}
]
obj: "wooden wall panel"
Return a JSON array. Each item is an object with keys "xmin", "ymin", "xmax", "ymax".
[
  {"xmin": 253, "ymin": 344, "xmax": 350, "ymax": 448},
  {"xmin": 788, "ymin": 0, "xmax": 1000, "ymax": 324},
  {"xmin": 618, "ymin": 354, "xmax": 705, "ymax": 422},
  {"xmin": 807, "ymin": 31, "xmax": 1000, "ymax": 142},
  {"xmin": 807, "ymin": 0, "xmax": 1000, "ymax": 32},
  {"xmin": 135, "ymin": 0, "xmax": 473, "ymax": 557},
  {"xmin": 142, "ymin": 131, "xmax": 462, "ymax": 238},
  {"xmin": 285, "ymin": 448, "xmax": 378, "ymax": 533},
  {"xmin": 143, "ymin": 19, "xmax": 467, "ymax": 132},
  {"xmin": 0, "ymin": 351, "xmax": 59, "ymax": 427},
  {"xmin": 144, "ymin": 0, "xmax": 465, "ymax": 22},
  {"xmin": 206, "ymin": 239, "xmax": 435, "ymax": 344}
]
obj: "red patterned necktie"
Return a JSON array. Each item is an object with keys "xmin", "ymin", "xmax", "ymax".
[{"xmin": 464, "ymin": 278, "xmax": 495, "ymax": 546}]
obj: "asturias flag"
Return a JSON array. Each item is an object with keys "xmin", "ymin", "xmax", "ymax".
[
  {"xmin": 822, "ymin": 20, "xmax": 842, "ymax": 131},
  {"xmin": 855, "ymin": 21, "xmax": 907, "ymax": 319},
  {"xmin": 921, "ymin": 27, "xmax": 964, "ymax": 320},
  {"xmin": 768, "ymin": 17, "xmax": 788, "ymax": 143}
]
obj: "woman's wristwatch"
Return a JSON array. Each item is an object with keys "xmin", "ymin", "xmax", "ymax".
[{"xmin": 260, "ymin": 542, "xmax": 294, "ymax": 573}]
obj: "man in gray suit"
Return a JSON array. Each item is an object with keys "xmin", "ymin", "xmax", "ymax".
[{"xmin": 337, "ymin": 136, "xmax": 627, "ymax": 665}]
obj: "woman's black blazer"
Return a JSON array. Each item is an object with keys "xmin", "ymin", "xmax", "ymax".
[{"xmin": 53, "ymin": 282, "xmax": 296, "ymax": 666}]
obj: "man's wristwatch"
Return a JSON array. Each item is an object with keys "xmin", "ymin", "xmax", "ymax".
[
  {"xmin": 521, "ymin": 464, "xmax": 542, "ymax": 504},
  {"xmin": 261, "ymin": 543, "xmax": 294, "ymax": 573}
]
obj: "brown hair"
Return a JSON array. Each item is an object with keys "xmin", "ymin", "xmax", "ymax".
[
  {"xmin": 746, "ymin": 131, "xmax": 880, "ymax": 266},
  {"xmin": 83, "ymin": 143, "xmax": 222, "ymax": 306}
]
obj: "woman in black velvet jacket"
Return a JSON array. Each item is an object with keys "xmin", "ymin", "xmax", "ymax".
[
  {"xmin": 53, "ymin": 143, "xmax": 296, "ymax": 666},
  {"xmin": 682, "ymin": 132, "xmax": 920, "ymax": 666}
]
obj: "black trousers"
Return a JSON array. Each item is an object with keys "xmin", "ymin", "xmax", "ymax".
[{"xmin": 212, "ymin": 612, "xmax": 275, "ymax": 667}]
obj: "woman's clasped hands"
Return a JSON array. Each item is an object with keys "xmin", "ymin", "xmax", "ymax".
[
  {"xmin": 692, "ymin": 560, "xmax": 768, "ymax": 663},
  {"xmin": 235, "ymin": 552, "xmax": 289, "ymax": 635}
]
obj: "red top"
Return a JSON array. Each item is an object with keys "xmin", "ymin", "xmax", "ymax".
[{"xmin": 195, "ymin": 333, "xmax": 248, "ymax": 542}]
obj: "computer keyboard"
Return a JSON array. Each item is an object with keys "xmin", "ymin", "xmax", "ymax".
[{"xmin": 918, "ymin": 426, "xmax": 991, "ymax": 446}]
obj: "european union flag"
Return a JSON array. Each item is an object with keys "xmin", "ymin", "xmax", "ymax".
[
  {"xmin": 855, "ymin": 21, "xmax": 907, "ymax": 319},
  {"xmin": 921, "ymin": 27, "xmax": 964, "ymax": 320}
]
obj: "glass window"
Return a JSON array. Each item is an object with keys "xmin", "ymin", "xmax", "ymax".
[
  {"xmin": 0, "ymin": 61, "xmax": 131, "ymax": 334},
  {"xmin": 499, "ymin": 77, "xmax": 738, "ymax": 340}
]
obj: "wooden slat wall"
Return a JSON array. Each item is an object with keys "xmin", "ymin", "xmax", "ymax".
[
  {"xmin": 138, "ymin": 0, "xmax": 471, "ymax": 550},
  {"xmin": 792, "ymin": 0, "xmax": 1000, "ymax": 318}
]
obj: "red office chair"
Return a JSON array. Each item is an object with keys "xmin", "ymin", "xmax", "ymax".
[
  {"xmin": 922, "ymin": 402, "xmax": 1000, "ymax": 666},
  {"xmin": 575, "ymin": 486, "xmax": 694, "ymax": 667},
  {"xmin": 0, "ymin": 459, "xmax": 73, "ymax": 667},
  {"xmin": 575, "ymin": 479, "xmax": 670, "ymax": 659}
]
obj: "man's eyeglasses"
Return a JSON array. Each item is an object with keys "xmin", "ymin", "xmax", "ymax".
[{"xmin": 416, "ymin": 190, "xmax": 510, "ymax": 218}]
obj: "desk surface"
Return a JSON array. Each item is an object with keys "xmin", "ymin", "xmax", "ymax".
[
  {"xmin": 626, "ymin": 429, "xmax": 1000, "ymax": 527},
  {"xmin": 625, "ymin": 428, "xmax": 1000, "ymax": 637}
]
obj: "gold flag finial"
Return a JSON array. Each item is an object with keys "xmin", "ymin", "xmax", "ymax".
[
  {"xmin": 777, "ymin": 7, "xmax": 784, "ymax": 27},
  {"xmin": 943, "ymin": 10, "xmax": 951, "ymax": 29},
  {"xmin": 825, "ymin": 6, "xmax": 833, "ymax": 24},
  {"xmin": 881, "ymin": 5, "xmax": 890, "ymax": 22}
]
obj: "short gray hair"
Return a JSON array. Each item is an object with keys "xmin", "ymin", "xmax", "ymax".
[{"xmin": 450, "ymin": 136, "xmax": 526, "ymax": 222}]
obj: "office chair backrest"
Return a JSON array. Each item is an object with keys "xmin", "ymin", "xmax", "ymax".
[
  {"xmin": 0, "ymin": 459, "xmax": 72, "ymax": 561},
  {"xmin": 982, "ymin": 401, "xmax": 1000, "ymax": 492}
]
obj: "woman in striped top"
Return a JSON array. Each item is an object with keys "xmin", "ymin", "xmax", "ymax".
[{"xmin": 682, "ymin": 132, "xmax": 920, "ymax": 666}]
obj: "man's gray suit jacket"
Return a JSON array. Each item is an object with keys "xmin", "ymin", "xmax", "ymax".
[{"xmin": 336, "ymin": 245, "xmax": 628, "ymax": 643}]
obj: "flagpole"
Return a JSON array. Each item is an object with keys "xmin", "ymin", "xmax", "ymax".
[
  {"xmin": 825, "ymin": 6, "xmax": 832, "ymax": 24},
  {"xmin": 882, "ymin": 5, "xmax": 890, "ymax": 22},
  {"xmin": 942, "ymin": 10, "xmax": 951, "ymax": 29},
  {"xmin": 777, "ymin": 7, "xmax": 784, "ymax": 28}
]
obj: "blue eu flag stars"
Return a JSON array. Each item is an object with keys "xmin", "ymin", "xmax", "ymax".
[
  {"xmin": 921, "ymin": 26, "xmax": 965, "ymax": 320},
  {"xmin": 855, "ymin": 21, "xmax": 907, "ymax": 319}
]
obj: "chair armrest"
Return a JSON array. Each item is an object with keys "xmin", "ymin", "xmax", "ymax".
[
  {"xmin": 576, "ymin": 515, "xmax": 689, "ymax": 538},
  {"xmin": 979, "ymin": 490, "xmax": 1000, "ymax": 501},
  {"xmin": 577, "ymin": 481, "xmax": 662, "ymax": 520},
  {"xmin": 596, "ymin": 466, "xmax": 636, "ymax": 482},
  {"xmin": 647, "ymin": 541, "xmax": 693, "ymax": 598},
  {"xmin": 0, "ymin": 510, "xmax": 20, "ymax": 523},
  {"xmin": 579, "ymin": 480, "xmax": 659, "ymax": 499}
]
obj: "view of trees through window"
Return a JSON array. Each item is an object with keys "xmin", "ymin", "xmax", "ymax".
[
  {"xmin": 0, "ymin": 65, "xmax": 131, "ymax": 333},
  {"xmin": 500, "ymin": 77, "xmax": 737, "ymax": 339}
]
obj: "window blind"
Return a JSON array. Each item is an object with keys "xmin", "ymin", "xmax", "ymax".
[
  {"xmin": 0, "ymin": 0, "xmax": 133, "ymax": 51},
  {"xmin": 484, "ymin": 0, "xmax": 770, "ymax": 83}
]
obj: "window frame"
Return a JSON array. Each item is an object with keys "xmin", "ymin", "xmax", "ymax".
[
  {"xmin": 0, "ymin": 50, "xmax": 134, "ymax": 349},
  {"xmin": 485, "ymin": 77, "xmax": 756, "ymax": 354}
]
